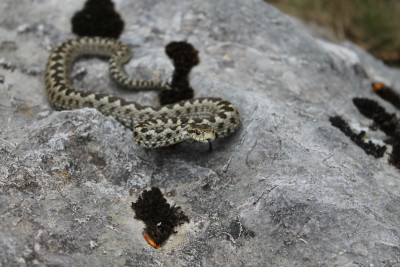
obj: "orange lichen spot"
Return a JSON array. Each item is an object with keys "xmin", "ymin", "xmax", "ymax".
[
  {"xmin": 372, "ymin": 82, "xmax": 384, "ymax": 92},
  {"xmin": 24, "ymin": 108, "xmax": 31, "ymax": 116},
  {"xmin": 142, "ymin": 232, "xmax": 160, "ymax": 249}
]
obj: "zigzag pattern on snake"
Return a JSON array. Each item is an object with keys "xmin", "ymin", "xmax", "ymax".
[{"xmin": 44, "ymin": 37, "xmax": 240, "ymax": 148}]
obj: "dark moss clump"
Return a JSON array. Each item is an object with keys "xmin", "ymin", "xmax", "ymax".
[
  {"xmin": 329, "ymin": 115, "xmax": 386, "ymax": 158},
  {"xmin": 71, "ymin": 0, "xmax": 124, "ymax": 39},
  {"xmin": 353, "ymin": 98, "xmax": 397, "ymax": 137},
  {"xmin": 165, "ymin": 41, "xmax": 200, "ymax": 74},
  {"xmin": 353, "ymin": 98, "xmax": 400, "ymax": 170},
  {"xmin": 159, "ymin": 86, "xmax": 194, "ymax": 106},
  {"xmin": 372, "ymin": 82, "xmax": 400, "ymax": 110},
  {"xmin": 131, "ymin": 187, "xmax": 189, "ymax": 248},
  {"xmin": 159, "ymin": 41, "xmax": 200, "ymax": 105}
]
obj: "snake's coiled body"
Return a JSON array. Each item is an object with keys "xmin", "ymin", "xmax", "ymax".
[{"xmin": 44, "ymin": 37, "xmax": 240, "ymax": 148}]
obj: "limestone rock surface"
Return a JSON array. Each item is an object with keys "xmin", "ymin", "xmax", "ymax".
[{"xmin": 1, "ymin": 0, "xmax": 400, "ymax": 266}]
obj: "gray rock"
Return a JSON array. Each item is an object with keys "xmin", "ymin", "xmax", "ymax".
[{"xmin": 1, "ymin": 0, "xmax": 400, "ymax": 266}]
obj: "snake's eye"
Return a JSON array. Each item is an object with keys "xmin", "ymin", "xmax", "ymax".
[{"xmin": 195, "ymin": 130, "xmax": 201, "ymax": 135}]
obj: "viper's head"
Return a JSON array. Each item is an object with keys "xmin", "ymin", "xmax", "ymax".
[{"xmin": 187, "ymin": 124, "xmax": 215, "ymax": 145}]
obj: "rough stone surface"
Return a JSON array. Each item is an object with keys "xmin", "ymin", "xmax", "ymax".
[{"xmin": 1, "ymin": 0, "xmax": 400, "ymax": 266}]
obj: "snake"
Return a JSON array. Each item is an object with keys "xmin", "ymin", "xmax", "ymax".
[{"xmin": 44, "ymin": 37, "xmax": 240, "ymax": 148}]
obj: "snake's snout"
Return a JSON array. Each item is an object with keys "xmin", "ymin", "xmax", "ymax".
[{"xmin": 187, "ymin": 124, "xmax": 215, "ymax": 143}]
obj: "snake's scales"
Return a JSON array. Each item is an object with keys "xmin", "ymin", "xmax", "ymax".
[{"xmin": 44, "ymin": 37, "xmax": 240, "ymax": 148}]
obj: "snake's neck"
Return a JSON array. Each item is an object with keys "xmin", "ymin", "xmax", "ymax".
[{"xmin": 133, "ymin": 122, "xmax": 191, "ymax": 148}]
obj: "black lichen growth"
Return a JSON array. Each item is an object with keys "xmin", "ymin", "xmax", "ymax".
[
  {"xmin": 159, "ymin": 41, "xmax": 200, "ymax": 105},
  {"xmin": 71, "ymin": 0, "xmax": 124, "ymax": 39},
  {"xmin": 372, "ymin": 82, "xmax": 400, "ymax": 110},
  {"xmin": 131, "ymin": 187, "xmax": 189, "ymax": 248},
  {"xmin": 329, "ymin": 116, "xmax": 386, "ymax": 158},
  {"xmin": 353, "ymin": 98, "xmax": 400, "ymax": 169},
  {"xmin": 229, "ymin": 219, "xmax": 255, "ymax": 240}
]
